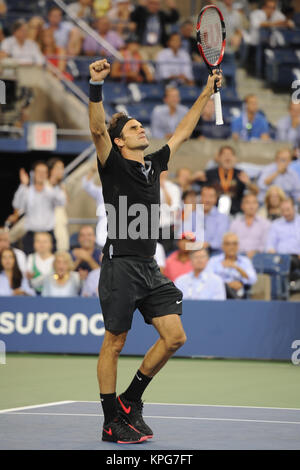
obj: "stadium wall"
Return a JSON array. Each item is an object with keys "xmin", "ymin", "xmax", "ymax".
[{"xmin": 0, "ymin": 297, "xmax": 299, "ymax": 361}]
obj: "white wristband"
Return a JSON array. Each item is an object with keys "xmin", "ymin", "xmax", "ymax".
[{"xmin": 89, "ymin": 79, "xmax": 104, "ymax": 85}]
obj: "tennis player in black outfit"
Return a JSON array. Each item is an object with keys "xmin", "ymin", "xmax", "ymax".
[{"xmin": 89, "ymin": 59, "xmax": 222, "ymax": 444}]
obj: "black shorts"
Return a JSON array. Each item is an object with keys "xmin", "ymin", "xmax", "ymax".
[{"xmin": 98, "ymin": 255, "xmax": 183, "ymax": 333}]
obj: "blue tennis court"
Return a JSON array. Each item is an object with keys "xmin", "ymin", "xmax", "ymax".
[{"xmin": 1, "ymin": 400, "xmax": 299, "ymax": 450}]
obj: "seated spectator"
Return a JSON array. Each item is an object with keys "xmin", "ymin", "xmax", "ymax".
[
  {"xmin": 107, "ymin": 0, "xmax": 134, "ymax": 40},
  {"xmin": 0, "ymin": 248, "xmax": 35, "ymax": 296},
  {"xmin": 0, "ymin": 227, "xmax": 26, "ymax": 273},
  {"xmin": 130, "ymin": 0, "xmax": 179, "ymax": 60},
  {"xmin": 71, "ymin": 225, "xmax": 101, "ymax": 281},
  {"xmin": 159, "ymin": 170, "xmax": 182, "ymax": 254},
  {"xmin": 26, "ymin": 232, "xmax": 54, "ymax": 295},
  {"xmin": 192, "ymin": 98, "xmax": 231, "ymax": 140},
  {"xmin": 194, "ymin": 145, "xmax": 259, "ymax": 215},
  {"xmin": 257, "ymin": 185, "xmax": 286, "ymax": 220},
  {"xmin": 67, "ymin": 0, "xmax": 94, "ymax": 21},
  {"xmin": 156, "ymin": 33, "xmax": 195, "ymax": 85},
  {"xmin": 207, "ymin": 232, "xmax": 257, "ymax": 299},
  {"xmin": 150, "ymin": 87, "xmax": 188, "ymax": 139},
  {"xmin": 216, "ymin": 0, "xmax": 243, "ymax": 52},
  {"xmin": 175, "ymin": 248, "xmax": 226, "ymax": 300},
  {"xmin": 47, "ymin": 6, "xmax": 82, "ymax": 56},
  {"xmin": 276, "ymin": 101, "xmax": 300, "ymax": 148},
  {"xmin": 257, "ymin": 147, "xmax": 300, "ymax": 204},
  {"xmin": 200, "ymin": 186, "xmax": 230, "ymax": 254},
  {"xmin": 39, "ymin": 28, "xmax": 73, "ymax": 80},
  {"xmin": 230, "ymin": 193, "xmax": 271, "ymax": 258},
  {"xmin": 231, "ymin": 94, "xmax": 270, "ymax": 142},
  {"xmin": 164, "ymin": 232, "xmax": 195, "ymax": 282},
  {"xmin": 179, "ymin": 19, "xmax": 201, "ymax": 62},
  {"xmin": 81, "ymin": 267, "xmax": 100, "ymax": 297},
  {"xmin": 11, "ymin": 162, "xmax": 66, "ymax": 255},
  {"xmin": 47, "ymin": 158, "xmax": 69, "ymax": 251},
  {"xmin": 266, "ymin": 197, "xmax": 300, "ymax": 282},
  {"xmin": 1, "ymin": 19, "xmax": 45, "ymax": 65},
  {"xmin": 290, "ymin": 152, "xmax": 300, "ymax": 181},
  {"xmin": 82, "ymin": 167, "xmax": 107, "ymax": 249},
  {"xmin": 110, "ymin": 34, "xmax": 154, "ymax": 83},
  {"xmin": 42, "ymin": 251, "xmax": 81, "ymax": 297},
  {"xmin": 175, "ymin": 167, "xmax": 193, "ymax": 193},
  {"xmin": 83, "ymin": 16, "xmax": 124, "ymax": 56}
]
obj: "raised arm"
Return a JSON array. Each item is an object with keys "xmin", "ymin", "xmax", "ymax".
[
  {"xmin": 167, "ymin": 71, "xmax": 222, "ymax": 158},
  {"xmin": 89, "ymin": 59, "xmax": 112, "ymax": 167}
]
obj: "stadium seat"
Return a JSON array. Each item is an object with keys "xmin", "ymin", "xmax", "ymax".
[
  {"xmin": 102, "ymin": 82, "xmax": 132, "ymax": 105},
  {"xmin": 252, "ymin": 253, "xmax": 291, "ymax": 300},
  {"xmin": 127, "ymin": 82, "xmax": 165, "ymax": 103}
]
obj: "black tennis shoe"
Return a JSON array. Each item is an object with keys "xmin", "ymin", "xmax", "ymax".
[
  {"xmin": 102, "ymin": 415, "xmax": 148, "ymax": 444},
  {"xmin": 117, "ymin": 394, "xmax": 153, "ymax": 438}
]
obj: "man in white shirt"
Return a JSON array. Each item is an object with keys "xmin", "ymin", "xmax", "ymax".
[
  {"xmin": 12, "ymin": 161, "xmax": 66, "ymax": 254},
  {"xmin": 249, "ymin": 0, "xmax": 293, "ymax": 46},
  {"xmin": 156, "ymin": 32, "xmax": 194, "ymax": 85},
  {"xmin": 1, "ymin": 19, "xmax": 45, "ymax": 65},
  {"xmin": 175, "ymin": 248, "xmax": 226, "ymax": 300}
]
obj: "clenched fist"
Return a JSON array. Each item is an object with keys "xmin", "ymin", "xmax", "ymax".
[{"xmin": 89, "ymin": 59, "xmax": 111, "ymax": 82}]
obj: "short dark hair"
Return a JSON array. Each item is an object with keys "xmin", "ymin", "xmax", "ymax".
[{"xmin": 218, "ymin": 145, "xmax": 236, "ymax": 156}]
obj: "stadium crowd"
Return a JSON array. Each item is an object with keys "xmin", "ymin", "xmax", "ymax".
[{"xmin": 0, "ymin": 0, "xmax": 300, "ymax": 299}]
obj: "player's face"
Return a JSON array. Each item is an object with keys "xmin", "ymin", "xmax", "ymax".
[{"xmin": 119, "ymin": 120, "xmax": 149, "ymax": 151}]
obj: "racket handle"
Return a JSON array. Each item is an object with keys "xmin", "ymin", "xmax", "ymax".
[{"xmin": 213, "ymin": 91, "xmax": 223, "ymax": 126}]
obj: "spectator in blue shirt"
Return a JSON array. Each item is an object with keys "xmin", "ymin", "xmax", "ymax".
[
  {"xmin": 231, "ymin": 94, "xmax": 270, "ymax": 142},
  {"xmin": 200, "ymin": 186, "xmax": 230, "ymax": 254},
  {"xmin": 151, "ymin": 87, "xmax": 188, "ymax": 139},
  {"xmin": 266, "ymin": 197, "xmax": 300, "ymax": 283},
  {"xmin": 207, "ymin": 232, "xmax": 257, "ymax": 298},
  {"xmin": 175, "ymin": 248, "xmax": 226, "ymax": 300},
  {"xmin": 257, "ymin": 147, "xmax": 300, "ymax": 204}
]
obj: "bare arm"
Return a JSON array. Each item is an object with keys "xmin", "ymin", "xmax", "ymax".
[
  {"xmin": 89, "ymin": 59, "xmax": 112, "ymax": 167},
  {"xmin": 167, "ymin": 71, "xmax": 222, "ymax": 158}
]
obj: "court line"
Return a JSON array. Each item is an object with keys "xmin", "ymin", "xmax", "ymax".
[
  {"xmin": 75, "ymin": 401, "xmax": 300, "ymax": 411},
  {"xmin": 1, "ymin": 411, "xmax": 300, "ymax": 425},
  {"xmin": 0, "ymin": 401, "xmax": 75, "ymax": 414}
]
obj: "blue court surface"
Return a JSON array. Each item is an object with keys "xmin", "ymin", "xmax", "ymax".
[{"xmin": 0, "ymin": 401, "xmax": 300, "ymax": 450}]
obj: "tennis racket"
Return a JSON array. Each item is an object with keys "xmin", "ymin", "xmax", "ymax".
[{"xmin": 196, "ymin": 5, "xmax": 226, "ymax": 125}]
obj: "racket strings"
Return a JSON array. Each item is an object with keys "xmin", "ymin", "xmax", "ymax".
[{"xmin": 199, "ymin": 9, "xmax": 223, "ymax": 66}]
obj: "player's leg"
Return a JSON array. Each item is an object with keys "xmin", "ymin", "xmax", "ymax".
[
  {"xmin": 117, "ymin": 314, "xmax": 186, "ymax": 437},
  {"xmin": 140, "ymin": 313, "xmax": 186, "ymax": 377},
  {"xmin": 98, "ymin": 329, "xmax": 148, "ymax": 443}
]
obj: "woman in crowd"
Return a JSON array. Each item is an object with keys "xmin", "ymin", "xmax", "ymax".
[
  {"xmin": 42, "ymin": 251, "xmax": 81, "ymax": 297},
  {"xmin": 26, "ymin": 232, "xmax": 54, "ymax": 295},
  {"xmin": 258, "ymin": 185, "xmax": 286, "ymax": 221},
  {"xmin": 39, "ymin": 27, "xmax": 73, "ymax": 80},
  {"xmin": 0, "ymin": 248, "xmax": 35, "ymax": 296}
]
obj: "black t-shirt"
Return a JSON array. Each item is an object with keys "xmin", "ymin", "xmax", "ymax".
[{"xmin": 97, "ymin": 144, "xmax": 170, "ymax": 257}]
